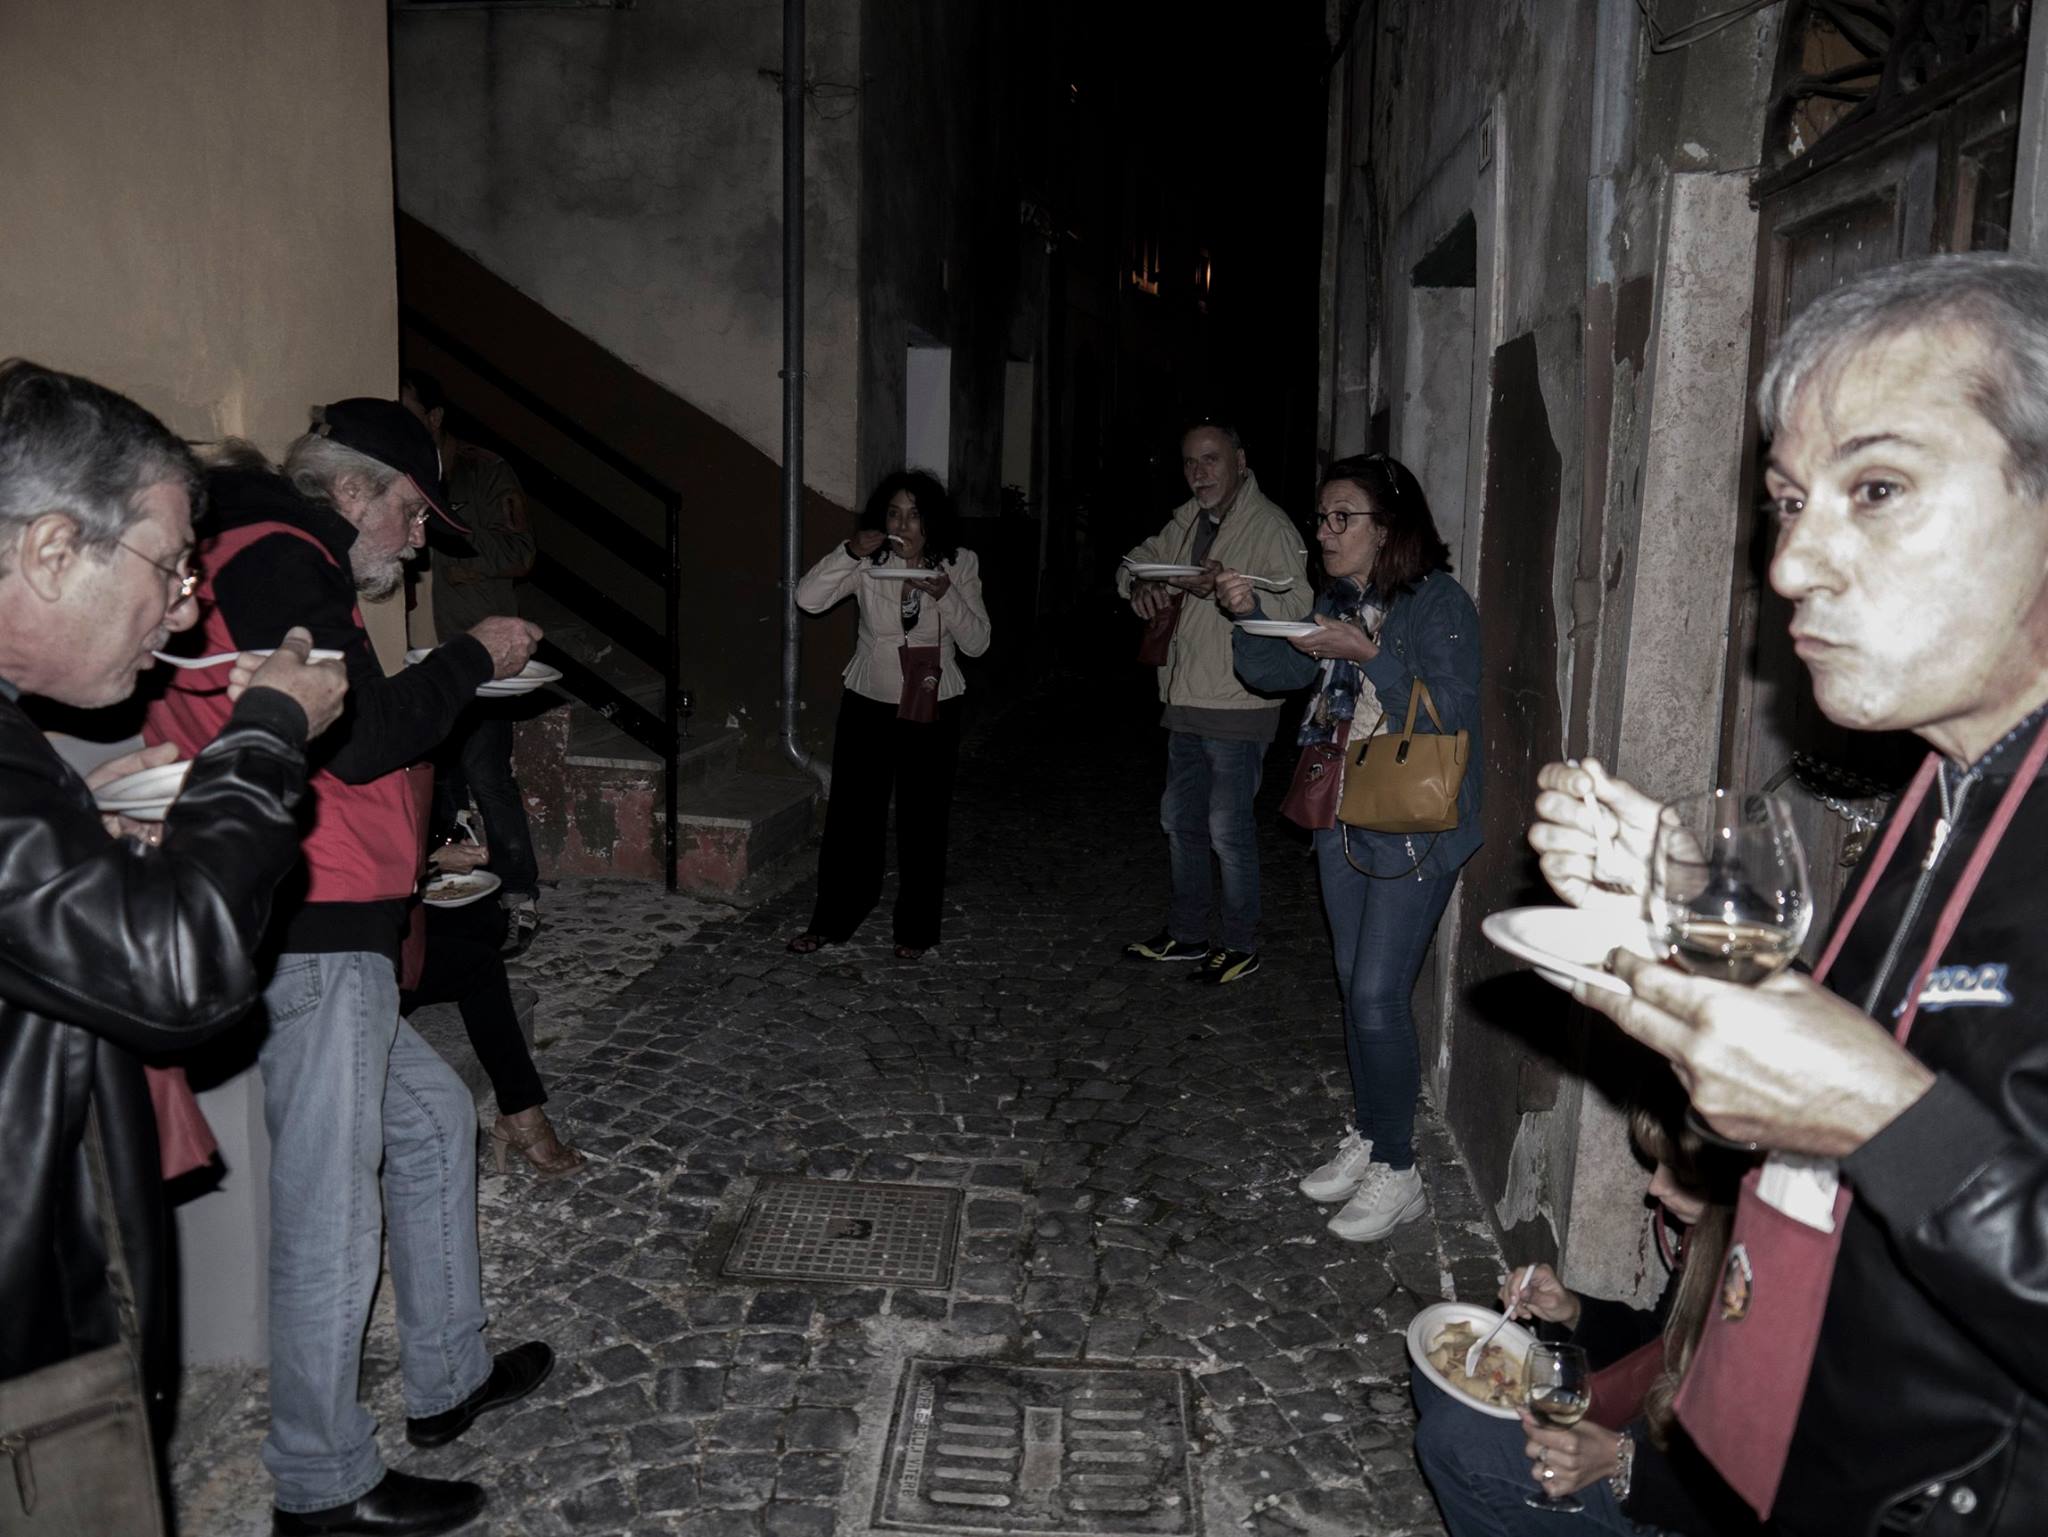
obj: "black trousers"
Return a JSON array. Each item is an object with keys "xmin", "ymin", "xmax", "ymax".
[
  {"xmin": 432, "ymin": 705, "xmax": 539, "ymax": 901},
  {"xmin": 808, "ymin": 689, "xmax": 963, "ymax": 948},
  {"xmin": 401, "ymin": 899, "xmax": 547, "ymax": 1114}
]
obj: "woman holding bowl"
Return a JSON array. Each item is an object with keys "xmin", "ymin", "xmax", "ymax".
[
  {"xmin": 788, "ymin": 469, "xmax": 991, "ymax": 960},
  {"xmin": 1219, "ymin": 452, "xmax": 1481, "ymax": 1242},
  {"xmin": 1412, "ymin": 1089, "xmax": 1758, "ymax": 1535}
]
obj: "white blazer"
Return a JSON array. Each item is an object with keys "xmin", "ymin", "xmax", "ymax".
[{"xmin": 795, "ymin": 544, "xmax": 992, "ymax": 705}]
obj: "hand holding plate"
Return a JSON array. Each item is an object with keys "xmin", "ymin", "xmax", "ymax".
[{"xmin": 469, "ymin": 615, "xmax": 544, "ymax": 680}]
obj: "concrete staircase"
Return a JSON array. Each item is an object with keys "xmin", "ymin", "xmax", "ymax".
[{"xmin": 511, "ymin": 589, "xmax": 818, "ymax": 896}]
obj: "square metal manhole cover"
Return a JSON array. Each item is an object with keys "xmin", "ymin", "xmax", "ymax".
[
  {"xmin": 872, "ymin": 1360, "xmax": 1198, "ymax": 1536},
  {"xmin": 720, "ymin": 1178, "xmax": 960, "ymax": 1289}
]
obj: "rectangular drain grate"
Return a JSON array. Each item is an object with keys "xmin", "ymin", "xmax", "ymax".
[
  {"xmin": 873, "ymin": 1359, "xmax": 1198, "ymax": 1535},
  {"xmin": 721, "ymin": 1178, "xmax": 961, "ymax": 1289}
]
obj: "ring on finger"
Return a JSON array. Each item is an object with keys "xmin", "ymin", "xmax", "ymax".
[{"xmin": 1542, "ymin": 1467, "xmax": 1556, "ymax": 1483}]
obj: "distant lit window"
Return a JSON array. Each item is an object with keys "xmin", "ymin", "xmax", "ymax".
[{"xmin": 1130, "ymin": 232, "xmax": 1162, "ymax": 297}]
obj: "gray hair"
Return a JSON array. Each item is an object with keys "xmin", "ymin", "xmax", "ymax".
[
  {"xmin": 0, "ymin": 358, "xmax": 200, "ymax": 572},
  {"xmin": 283, "ymin": 420, "xmax": 400, "ymax": 512},
  {"xmin": 1759, "ymin": 253, "xmax": 2048, "ymax": 500},
  {"xmin": 1183, "ymin": 419, "xmax": 1245, "ymax": 453}
]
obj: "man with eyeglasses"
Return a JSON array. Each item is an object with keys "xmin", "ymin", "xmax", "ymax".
[
  {"xmin": 144, "ymin": 399, "xmax": 549, "ymax": 1536},
  {"xmin": 1117, "ymin": 420, "xmax": 1310, "ymax": 984},
  {"xmin": 0, "ymin": 359, "xmax": 348, "ymax": 1530}
]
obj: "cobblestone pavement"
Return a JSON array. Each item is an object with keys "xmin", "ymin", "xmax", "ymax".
[{"xmin": 169, "ymin": 654, "xmax": 1502, "ymax": 1537}]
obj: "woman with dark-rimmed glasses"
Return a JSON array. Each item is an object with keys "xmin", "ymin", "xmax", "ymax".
[{"xmin": 1217, "ymin": 452, "xmax": 1482, "ymax": 1244}]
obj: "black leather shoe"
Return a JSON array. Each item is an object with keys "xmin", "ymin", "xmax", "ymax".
[
  {"xmin": 272, "ymin": 1469, "xmax": 486, "ymax": 1535},
  {"xmin": 406, "ymin": 1340, "xmax": 555, "ymax": 1449}
]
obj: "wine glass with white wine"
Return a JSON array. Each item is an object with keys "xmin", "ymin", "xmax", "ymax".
[
  {"xmin": 1522, "ymin": 1341, "xmax": 1593, "ymax": 1512},
  {"xmin": 1647, "ymin": 789, "xmax": 1812, "ymax": 1146}
]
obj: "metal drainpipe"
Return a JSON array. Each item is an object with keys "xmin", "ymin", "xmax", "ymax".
[{"xmin": 779, "ymin": 0, "xmax": 830, "ymax": 793}]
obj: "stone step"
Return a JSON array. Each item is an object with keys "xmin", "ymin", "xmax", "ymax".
[
  {"xmin": 522, "ymin": 587, "xmax": 666, "ymax": 694},
  {"xmin": 675, "ymin": 770, "xmax": 819, "ymax": 896},
  {"xmin": 564, "ymin": 676, "xmax": 691, "ymax": 766}
]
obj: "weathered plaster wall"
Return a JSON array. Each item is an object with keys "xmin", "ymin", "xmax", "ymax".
[
  {"xmin": 1327, "ymin": 0, "xmax": 1780, "ymax": 1298},
  {"xmin": 0, "ymin": 0, "xmax": 397, "ymax": 452},
  {"xmin": 390, "ymin": 0, "xmax": 863, "ymax": 508}
]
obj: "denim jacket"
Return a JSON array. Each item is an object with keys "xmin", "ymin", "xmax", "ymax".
[{"xmin": 1232, "ymin": 569, "xmax": 1484, "ymax": 878}]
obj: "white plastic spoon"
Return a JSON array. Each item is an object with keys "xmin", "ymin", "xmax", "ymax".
[
  {"xmin": 152, "ymin": 647, "xmax": 342, "ymax": 670},
  {"xmin": 1467, "ymin": 1264, "xmax": 1534, "ymax": 1378}
]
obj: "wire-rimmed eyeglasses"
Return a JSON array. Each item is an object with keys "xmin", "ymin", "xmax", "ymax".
[{"xmin": 115, "ymin": 539, "xmax": 200, "ymax": 605}]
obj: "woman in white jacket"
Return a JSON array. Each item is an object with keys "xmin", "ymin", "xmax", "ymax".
[{"xmin": 788, "ymin": 469, "xmax": 991, "ymax": 959}]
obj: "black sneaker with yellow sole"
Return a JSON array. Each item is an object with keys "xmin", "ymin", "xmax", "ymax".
[{"xmin": 1189, "ymin": 948, "xmax": 1260, "ymax": 984}]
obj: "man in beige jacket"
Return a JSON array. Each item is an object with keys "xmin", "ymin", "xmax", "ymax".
[{"xmin": 1118, "ymin": 423, "xmax": 1310, "ymax": 983}]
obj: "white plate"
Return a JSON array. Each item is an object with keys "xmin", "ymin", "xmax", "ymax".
[
  {"xmin": 423, "ymin": 869, "xmax": 501, "ymax": 908},
  {"xmin": 1406, "ymin": 1302, "xmax": 1535, "ymax": 1421},
  {"xmin": 1234, "ymin": 619, "xmax": 1323, "ymax": 639},
  {"xmin": 93, "ymin": 761, "xmax": 193, "ymax": 821},
  {"xmin": 1123, "ymin": 562, "xmax": 1206, "ymax": 579},
  {"xmin": 1480, "ymin": 905, "xmax": 1659, "ymax": 996},
  {"xmin": 862, "ymin": 567, "xmax": 941, "ymax": 581},
  {"xmin": 409, "ymin": 649, "xmax": 563, "ymax": 697},
  {"xmin": 476, "ymin": 662, "xmax": 563, "ymax": 698}
]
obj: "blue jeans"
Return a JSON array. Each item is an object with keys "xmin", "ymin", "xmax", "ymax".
[
  {"xmin": 1412, "ymin": 1377, "xmax": 1647, "ymax": 1535},
  {"xmin": 1162, "ymin": 731, "xmax": 1265, "ymax": 951},
  {"xmin": 258, "ymin": 951, "xmax": 492, "ymax": 1512},
  {"xmin": 1313, "ymin": 828, "xmax": 1457, "ymax": 1170}
]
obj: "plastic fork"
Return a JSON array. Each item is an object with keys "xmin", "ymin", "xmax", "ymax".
[
  {"xmin": 1467, "ymin": 1265, "xmax": 1534, "ymax": 1377},
  {"xmin": 152, "ymin": 647, "xmax": 341, "ymax": 670},
  {"xmin": 1244, "ymin": 575, "xmax": 1295, "ymax": 591}
]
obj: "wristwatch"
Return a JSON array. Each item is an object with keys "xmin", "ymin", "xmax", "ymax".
[{"xmin": 1609, "ymin": 1432, "xmax": 1636, "ymax": 1504}]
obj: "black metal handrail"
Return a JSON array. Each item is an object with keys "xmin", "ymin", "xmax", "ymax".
[{"xmin": 402, "ymin": 304, "xmax": 685, "ymax": 891}]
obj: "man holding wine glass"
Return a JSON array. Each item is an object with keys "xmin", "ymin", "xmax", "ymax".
[{"xmin": 1530, "ymin": 254, "xmax": 2048, "ymax": 1534}]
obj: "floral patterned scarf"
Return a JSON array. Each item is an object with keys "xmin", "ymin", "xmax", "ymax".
[{"xmin": 1298, "ymin": 578, "xmax": 1385, "ymax": 748}]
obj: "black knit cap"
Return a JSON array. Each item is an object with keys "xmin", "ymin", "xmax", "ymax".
[{"xmin": 312, "ymin": 397, "xmax": 468, "ymax": 534}]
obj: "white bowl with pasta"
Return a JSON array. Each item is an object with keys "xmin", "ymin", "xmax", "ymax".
[{"xmin": 1406, "ymin": 1301, "xmax": 1535, "ymax": 1421}]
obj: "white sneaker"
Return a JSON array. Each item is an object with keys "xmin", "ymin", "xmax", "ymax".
[
  {"xmin": 1327, "ymin": 1164, "xmax": 1427, "ymax": 1242},
  {"xmin": 1298, "ymin": 1129, "xmax": 1376, "ymax": 1203}
]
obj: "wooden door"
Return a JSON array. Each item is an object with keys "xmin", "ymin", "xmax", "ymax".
[{"xmin": 1720, "ymin": 70, "xmax": 2021, "ymax": 943}]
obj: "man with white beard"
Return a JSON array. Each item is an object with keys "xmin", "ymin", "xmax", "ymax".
[{"xmin": 146, "ymin": 399, "xmax": 549, "ymax": 1536}]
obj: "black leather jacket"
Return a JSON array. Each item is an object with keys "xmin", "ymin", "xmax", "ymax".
[
  {"xmin": 0, "ymin": 687, "xmax": 307, "ymax": 1392},
  {"xmin": 1775, "ymin": 716, "xmax": 2048, "ymax": 1535}
]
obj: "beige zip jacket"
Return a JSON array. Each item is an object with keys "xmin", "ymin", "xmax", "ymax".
[
  {"xmin": 1117, "ymin": 472, "xmax": 1310, "ymax": 710},
  {"xmin": 797, "ymin": 544, "xmax": 992, "ymax": 705}
]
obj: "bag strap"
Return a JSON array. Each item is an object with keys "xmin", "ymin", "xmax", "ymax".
[
  {"xmin": 1892, "ymin": 726, "xmax": 2048, "ymax": 1047},
  {"xmin": 1341, "ymin": 823, "xmax": 1439, "ymax": 880},
  {"xmin": 898, "ymin": 564, "xmax": 944, "ymax": 650},
  {"xmin": 1399, "ymin": 678, "xmax": 1445, "ymax": 739},
  {"xmin": 83, "ymin": 1103, "xmax": 142, "ymax": 1346},
  {"xmin": 1812, "ymin": 753, "xmax": 1937, "ymax": 984}
]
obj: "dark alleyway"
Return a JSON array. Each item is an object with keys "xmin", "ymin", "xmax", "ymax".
[{"xmin": 172, "ymin": 629, "xmax": 1500, "ymax": 1536}]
